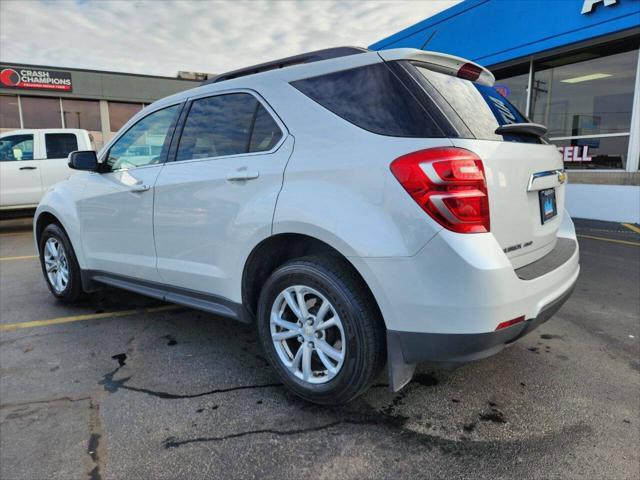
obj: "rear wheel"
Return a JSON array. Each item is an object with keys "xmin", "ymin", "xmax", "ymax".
[
  {"xmin": 257, "ymin": 255, "xmax": 385, "ymax": 404},
  {"xmin": 39, "ymin": 223, "xmax": 84, "ymax": 303}
]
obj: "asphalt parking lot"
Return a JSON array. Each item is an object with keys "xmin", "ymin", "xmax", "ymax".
[{"xmin": 0, "ymin": 217, "xmax": 638, "ymax": 480}]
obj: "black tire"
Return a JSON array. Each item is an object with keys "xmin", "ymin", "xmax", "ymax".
[
  {"xmin": 257, "ymin": 255, "xmax": 386, "ymax": 405},
  {"xmin": 38, "ymin": 223, "xmax": 84, "ymax": 303}
]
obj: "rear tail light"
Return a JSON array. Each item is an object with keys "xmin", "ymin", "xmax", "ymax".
[
  {"xmin": 390, "ymin": 147, "xmax": 490, "ymax": 234},
  {"xmin": 457, "ymin": 62, "xmax": 482, "ymax": 81}
]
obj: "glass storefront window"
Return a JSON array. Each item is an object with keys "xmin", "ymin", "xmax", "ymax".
[
  {"xmin": 493, "ymin": 71, "xmax": 529, "ymax": 116},
  {"xmin": 553, "ymin": 135, "xmax": 629, "ymax": 170},
  {"xmin": 21, "ymin": 97, "xmax": 62, "ymax": 129},
  {"xmin": 531, "ymin": 49, "xmax": 637, "ymax": 138},
  {"xmin": 62, "ymin": 99, "xmax": 101, "ymax": 131},
  {"xmin": 0, "ymin": 95, "xmax": 21, "ymax": 129},
  {"xmin": 495, "ymin": 39, "xmax": 639, "ymax": 171},
  {"xmin": 109, "ymin": 102, "xmax": 142, "ymax": 132}
]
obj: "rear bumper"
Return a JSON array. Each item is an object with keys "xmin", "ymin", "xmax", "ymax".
[
  {"xmin": 348, "ymin": 210, "xmax": 580, "ymax": 391},
  {"xmin": 387, "ymin": 279, "xmax": 575, "ymax": 365},
  {"xmin": 350, "ymin": 209, "xmax": 580, "ymax": 336}
]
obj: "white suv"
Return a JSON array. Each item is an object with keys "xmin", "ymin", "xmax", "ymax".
[{"xmin": 34, "ymin": 47, "xmax": 579, "ymax": 404}]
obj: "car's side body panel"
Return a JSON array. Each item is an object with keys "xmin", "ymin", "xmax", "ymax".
[
  {"xmin": 34, "ymin": 173, "xmax": 88, "ymax": 267},
  {"xmin": 154, "ymin": 134, "xmax": 294, "ymax": 302},
  {"xmin": 259, "ymin": 77, "xmax": 447, "ymax": 258},
  {"xmin": 0, "ymin": 158, "xmax": 42, "ymax": 208},
  {"xmin": 76, "ymin": 165, "xmax": 165, "ymax": 281}
]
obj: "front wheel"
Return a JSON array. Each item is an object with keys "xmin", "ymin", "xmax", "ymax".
[
  {"xmin": 39, "ymin": 223, "xmax": 84, "ymax": 303},
  {"xmin": 257, "ymin": 255, "xmax": 385, "ymax": 405}
]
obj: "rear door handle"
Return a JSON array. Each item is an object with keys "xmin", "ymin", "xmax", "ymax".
[
  {"xmin": 226, "ymin": 170, "xmax": 259, "ymax": 182},
  {"xmin": 19, "ymin": 166, "xmax": 37, "ymax": 170}
]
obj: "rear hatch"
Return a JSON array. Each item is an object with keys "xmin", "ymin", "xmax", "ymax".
[{"xmin": 400, "ymin": 60, "xmax": 565, "ymax": 269}]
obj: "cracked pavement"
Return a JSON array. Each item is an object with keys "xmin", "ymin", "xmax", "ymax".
[{"xmin": 1, "ymin": 218, "xmax": 638, "ymax": 479}]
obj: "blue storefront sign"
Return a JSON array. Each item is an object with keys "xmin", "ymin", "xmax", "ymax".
[{"xmin": 369, "ymin": 0, "xmax": 640, "ymax": 67}]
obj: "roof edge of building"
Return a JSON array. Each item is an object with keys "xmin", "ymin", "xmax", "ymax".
[{"xmin": 0, "ymin": 61, "xmax": 202, "ymax": 82}]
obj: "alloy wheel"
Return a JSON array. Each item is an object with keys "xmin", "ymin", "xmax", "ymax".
[
  {"xmin": 43, "ymin": 237, "xmax": 69, "ymax": 294},
  {"xmin": 270, "ymin": 285, "xmax": 346, "ymax": 384}
]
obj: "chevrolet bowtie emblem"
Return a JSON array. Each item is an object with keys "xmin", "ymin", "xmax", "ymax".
[{"xmin": 557, "ymin": 171, "xmax": 567, "ymax": 184}]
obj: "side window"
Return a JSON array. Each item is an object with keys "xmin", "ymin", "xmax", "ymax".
[
  {"xmin": 291, "ymin": 63, "xmax": 445, "ymax": 138},
  {"xmin": 45, "ymin": 133, "xmax": 78, "ymax": 159},
  {"xmin": 0, "ymin": 134, "xmax": 34, "ymax": 161},
  {"xmin": 106, "ymin": 104, "xmax": 180, "ymax": 171},
  {"xmin": 176, "ymin": 93, "xmax": 257, "ymax": 162},
  {"xmin": 250, "ymin": 104, "xmax": 283, "ymax": 152}
]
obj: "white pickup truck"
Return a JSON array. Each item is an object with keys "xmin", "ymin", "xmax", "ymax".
[{"xmin": 0, "ymin": 129, "xmax": 94, "ymax": 212}]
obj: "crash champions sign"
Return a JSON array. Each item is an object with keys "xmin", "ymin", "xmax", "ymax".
[{"xmin": 0, "ymin": 66, "xmax": 72, "ymax": 91}]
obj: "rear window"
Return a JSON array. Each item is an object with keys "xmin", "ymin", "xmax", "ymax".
[
  {"xmin": 411, "ymin": 63, "xmax": 540, "ymax": 143},
  {"xmin": 291, "ymin": 63, "xmax": 445, "ymax": 138}
]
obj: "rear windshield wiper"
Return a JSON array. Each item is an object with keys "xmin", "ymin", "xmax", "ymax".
[{"xmin": 495, "ymin": 123, "xmax": 547, "ymax": 138}]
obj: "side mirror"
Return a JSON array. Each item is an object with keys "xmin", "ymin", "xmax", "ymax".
[{"xmin": 68, "ymin": 150, "xmax": 98, "ymax": 171}]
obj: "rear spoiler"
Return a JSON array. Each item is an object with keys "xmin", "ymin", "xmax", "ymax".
[
  {"xmin": 495, "ymin": 123, "xmax": 547, "ymax": 138},
  {"xmin": 377, "ymin": 48, "xmax": 495, "ymax": 87}
]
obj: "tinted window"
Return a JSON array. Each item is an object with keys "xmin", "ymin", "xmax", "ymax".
[
  {"xmin": 0, "ymin": 96, "xmax": 20, "ymax": 129},
  {"xmin": 45, "ymin": 133, "xmax": 78, "ymax": 159},
  {"xmin": 0, "ymin": 134, "xmax": 34, "ymax": 161},
  {"xmin": 21, "ymin": 97, "xmax": 62, "ymax": 129},
  {"xmin": 109, "ymin": 102, "xmax": 143, "ymax": 132},
  {"xmin": 413, "ymin": 64, "xmax": 535, "ymax": 143},
  {"xmin": 106, "ymin": 105, "xmax": 179, "ymax": 171},
  {"xmin": 61, "ymin": 99, "xmax": 101, "ymax": 131},
  {"xmin": 177, "ymin": 94, "xmax": 257, "ymax": 161},
  {"xmin": 291, "ymin": 63, "xmax": 444, "ymax": 138},
  {"xmin": 250, "ymin": 104, "xmax": 282, "ymax": 152}
]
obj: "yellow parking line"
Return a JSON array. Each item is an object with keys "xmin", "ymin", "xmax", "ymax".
[
  {"xmin": 577, "ymin": 234, "xmax": 640, "ymax": 247},
  {"xmin": 0, "ymin": 255, "xmax": 38, "ymax": 261},
  {"xmin": 0, "ymin": 305, "xmax": 180, "ymax": 332},
  {"xmin": 0, "ymin": 233, "xmax": 33, "ymax": 238},
  {"xmin": 622, "ymin": 223, "xmax": 640, "ymax": 235}
]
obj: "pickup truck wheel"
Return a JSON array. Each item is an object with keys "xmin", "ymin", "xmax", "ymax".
[
  {"xmin": 39, "ymin": 223, "xmax": 84, "ymax": 303},
  {"xmin": 257, "ymin": 255, "xmax": 385, "ymax": 405}
]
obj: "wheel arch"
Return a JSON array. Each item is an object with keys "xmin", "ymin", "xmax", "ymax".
[
  {"xmin": 34, "ymin": 204, "xmax": 86, "ymax": 270},
  {"xmin": 35, "ymin": 211, "xmax": 63, "ymax": 244},
  {"xmin": 241, "ymin": 233, "xmax": 384, "ymax": 326}
]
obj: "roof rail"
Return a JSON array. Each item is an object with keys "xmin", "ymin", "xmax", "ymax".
[{"xmin": 203, "ymin": 46, "xmax": 368, "ymax": 85}]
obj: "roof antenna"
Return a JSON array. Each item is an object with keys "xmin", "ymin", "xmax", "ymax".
[{"xmin": 420, "ymin": 30, "xmax": 437, "ymax": 50}]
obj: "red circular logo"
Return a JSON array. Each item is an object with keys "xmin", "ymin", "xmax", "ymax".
[{"xmin": 0, "ymin": 68, "xmax": 20, "ymax": 87}]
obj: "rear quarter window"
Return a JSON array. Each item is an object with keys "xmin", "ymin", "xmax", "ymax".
[{"xmin": 291, "ymin": 63, "xmax": 446, "ymax": 138}]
